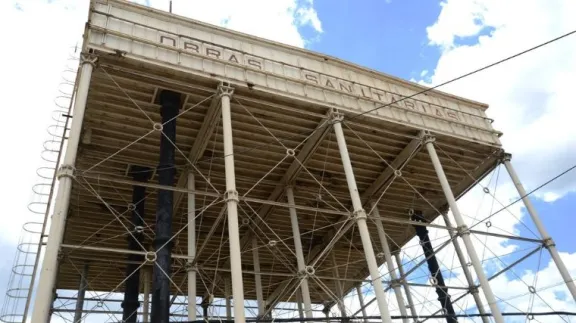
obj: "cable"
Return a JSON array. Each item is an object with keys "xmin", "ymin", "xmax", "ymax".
[
  {"xmin": 183, "ymin": 311, "xmax": 576, "ymax": 322},
  {"xmin": 470, "ymin": 163, "xmax": 576, "ymax": 230},
  {"xmin": 193, "ymin": 29, "xmax": 576, "ymax": 166}
]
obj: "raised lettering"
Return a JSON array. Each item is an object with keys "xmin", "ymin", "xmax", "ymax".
[
  {"xmin": 206, "ymin": 48, "xmax": 221, "ymax": 59},
  {"xmin": 305, "ymin": 74, "xmax": 319, "ymax": 84},
  {"xmin": 160, "ymin": 35, "xmax": 176, "ymax": 47},
  {"xmin": 359, "ymin": 87, "xmax": 371, "ymax": 99},
  {"xmin": 435, "ymin": 108, "xmax": 444, "ymax": 118},
  {"xmin": 404, "ymin": 100, "xmax": 415, "ymax": 110},
  {"xmin": 416, "ymin": 101, "xmax": 429, "ymax": 113},
  {"xmin": 228, "ymin": 55, "xmax": 239, "ymax": 63},
  {"xmin": 248, "ymin": 59, "xmax": 262, "ymax": 70},
  {"xmin": 184, "ymin": 42, "xmax": 199, "ymax": 53},
  {"xmin": 339, "ymin": 82, "xmax": 352, "ymax": 93},
  {"xmin": 373, "ymin": 91, "xmax": 385, "ymax": 101},
  {"xmin": 446, "ymin": 110, "xmax": 459, "ymax": 120},
  {"xmin": 325, "ymin": 79, "xmax": 335, "ymax": 89}
]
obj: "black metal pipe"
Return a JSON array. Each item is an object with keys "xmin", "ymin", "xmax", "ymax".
[
  {"xmin": 151, "ymin": 90, "xmax": 181, "ymax": 323},
  {"xmin": 412, "ymin": 210, "xmax": 457, "ymax": 323},
  {"xmin": 122, "ymin": 165, "xmax": 152, "ymax": 322}
]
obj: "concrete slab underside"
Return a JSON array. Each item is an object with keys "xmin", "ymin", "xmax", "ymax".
[{"xmin": 56, "ymin": 53, "xmax": 501, "ymax": 305}]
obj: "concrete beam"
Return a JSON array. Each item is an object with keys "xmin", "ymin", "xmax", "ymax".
[
  {"xmin": 173, "ymin": 92, "xmax": 223, "ymax": 212},
  {"xmin": 360, "ymin": 136, "xmax": 423, "ymax": 205}
]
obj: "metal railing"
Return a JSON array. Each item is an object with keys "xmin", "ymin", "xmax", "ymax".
[{"xmin": 0, "ymin": 47, "xmax": 79, "ymax": 323}]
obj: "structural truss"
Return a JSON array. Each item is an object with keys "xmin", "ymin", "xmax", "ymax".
[{"xmin": 2, "ymin": 1, "xmax": 575, "ymax": 323}]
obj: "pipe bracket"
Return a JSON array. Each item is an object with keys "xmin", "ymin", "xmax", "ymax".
[
  {"xmin": 57, "ymin": 165, "xmax": 75, "ymax": 179},
  {"xmin": 352, "ymin": 209, "xmax": 367, "ymax": 221},
  {"xmin": 543, "ymin": 237, "xmax": 556, "ymax": 249},
  {"xmin": 224, "ymin": 190, "xmax": 239, "ymax": 203}
]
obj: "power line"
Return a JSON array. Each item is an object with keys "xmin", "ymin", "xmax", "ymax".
[
  {"xmin": 184, "ymin": 311, "xmax": 576, "ymax": 322},
  {"xmin": 194, "ymin": 29, "xmax": 576, "ymax": 165},
  {"xmin": 470, "ymin": 163, "xmax": 576, "ymax": 230}
]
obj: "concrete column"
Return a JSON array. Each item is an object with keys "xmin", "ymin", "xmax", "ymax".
[
  {"xmin": 286, "ymin": 187, "xmax": 314, "ymax": 318},
  {"xmin": 393, "ymin": 253, "xmax": 417, "ymax": 322},
  {"xmin": 220, "ymin": 84, "xmax": 246, "ymax": 323},
  {"xmin": 371, "ymin": 203, "xmax": 408, "ymax": 323},
  {"xmin": 425, "ymin": 135, "xmax": 504, "ymax": 323},
  {"xmin": 187, "ymin": 172, "xmax": 197, "ymax": 321},
  {"xmin": 355, "ymin": 285, "xmax": 368, "ymax": 323},
  {"xmin": 332, "ymin": 112, "xmax": 393, "ymax": 323},
  {"xmin": 73, "ymin": 264, "xmax": 89, "ymax": 323},
  {"xmin": 503, "ymin": 156, "xmax": 576, "ymax": 302},
  {"xmin": 32, "ymin": 55, "xmax": 96, "ymax": 323},
  {"xmin": 151, "ymin": 90, "xmax": 181, "ymax": 323},
  {"xmin": 252, "ymin": 237, "xmax": 265, "ymax": 316}
]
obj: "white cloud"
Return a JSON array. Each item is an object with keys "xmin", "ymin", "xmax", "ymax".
[
  {"xmin": 422, "ymin": 0, "xmax": 576, "ymax": 201},
  {"xmin": 398, "ymin": 0, "xmax": 576, "ymax": 320},
  {"xmin": 138, "ymin": 0, "xmax": 323, "ymax": 48},
  {"xmin": 0, "ymin": 0, "xmax": 322, "ymax": 245}
]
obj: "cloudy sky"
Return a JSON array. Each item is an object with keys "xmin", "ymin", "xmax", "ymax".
[{"xmin": 0, "ymin": 0, "xmax": 575, "ymax": 322}]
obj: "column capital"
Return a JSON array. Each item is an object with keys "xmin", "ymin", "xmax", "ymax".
[
  {"xmin": 217, "ymin": 81, "xmax": 234, "ymax": 98},
  {"xmin": 80, "ymin": 53, "xmax": 98, "ymax": 67},
  {"xmin": 500, "ymin": 152, "xmax": 512, "ymax": 163},
  {"xmin": 329, "ymin": 108, "xmax": 344, "ymax": 123},
  {"xmin": 421, "ymin": 130, "xmax": 435, "ymax": 144}
]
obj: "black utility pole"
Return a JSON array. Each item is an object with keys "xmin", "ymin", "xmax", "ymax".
[
  {"xmin": 151, "ymin": 90, "xmax": 181, "ymax": 323},
  {"xmin": 412, "ymin": 210, "xmax": 458, "ymax": 323},
  {"xmin": 122, "ymin": 165, "xmax": 152, "ymax": 322}
]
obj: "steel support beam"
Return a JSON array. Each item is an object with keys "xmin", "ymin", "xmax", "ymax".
[
  {"xmin": 503, "ymin": 155, "xmax": 576, "ymax": 302},
  {"xmin": 122, "ymin": 166, "xmax": 152, "ymax": 323},
  {"xmin": 222, "ymin": 116, "xmax": 332, "ymax": 309},
  {"xmin": 394, "ymin": 252, "xmax": 417, "ymax": 321},
  {"xmin": 143, "ymin": 268, "xmax": 151, "ymax": 323},
  {"xmin": 371, "ymin": 204, "xmax": 409, "ymax": 323},
  {"xmin": 252, "ymin": 237, "xmax": 265, "ymax": 316},
  {"xmin": 151, "ymin": 89, "xmax": 181, "ymax": 323},
  {"xmin": 441, "ymin": 211, "xmax": 488, "ymax": 323},
  {"xmin": 330, "ymin": 253, "xmax": 346, "ymax": 317},
  {"xmin": 31, "ymin": 55, "xmax": 96, "ymax": 323},
  {"xmin": 356, "ymin": 285, "xmax": 368, "ymax": 323},
  {"xmin": 225, "ymin": 277, "xmax": 232, "ymax": 320},
  {"xmin": 287, "ymin": 186, "xmax": 313, "ymax": 318},
  {"xmin": 332, "ymin": 112, "xmax": 392, "ymax": 323},
  {"xmin": 425, "ymin": 134, "xmax": 504, "ymax": 323},
  {"xmin": 411, "ymin": 211, "xmax": 456, "ymax": 323},
  {"xmin": 296, "ymin": 292, "xmax": 304, "ymax": 320},
  {"xmin": 73, "ymin": 264, "xmax": 89, "ymax": 323},
  {"xmin": 187, "ymin": 172, "xmax": 197, "ymax": 321},
  {"xmin": 219, "ymin": 84, "xmax": 246, "ymax": 323},
  {"xmin": 266, "ymin": 132, "xmax": 422, "ymax": 312}
]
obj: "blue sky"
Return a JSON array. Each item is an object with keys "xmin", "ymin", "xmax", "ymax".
[
  {"xmin": 1, "ymin": 0, "xmax": 575, "ymax": 321},
  {"xmin": 308, "ymin": 0, "xmax": 441, "ymax": 81}
]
